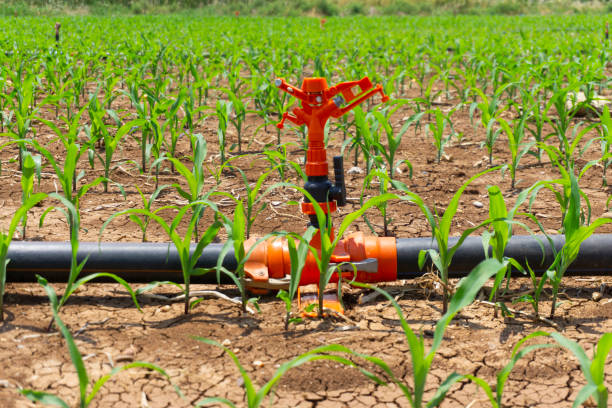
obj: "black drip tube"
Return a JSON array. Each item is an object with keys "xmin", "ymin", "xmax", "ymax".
[{"xmin": 5, "ymin": 234, "xmax": 612, "ymax": 283}]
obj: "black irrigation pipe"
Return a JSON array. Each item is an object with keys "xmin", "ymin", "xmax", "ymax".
[
  {"xmin": 396, "ymin": 233, "xmax": 612, "ymax": 279},
  {"xmin": 5, "ymin": 234, "xmax": 612, "ymax": 283}
]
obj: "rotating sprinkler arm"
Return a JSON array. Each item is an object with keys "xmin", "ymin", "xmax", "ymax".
[
  {"xmin": 273, "ymin": 75, "xmax": 388, "ymax": 181},
  {"xmin": 330, "ymin": 83, "xmax": 389, "ymax": 118}
]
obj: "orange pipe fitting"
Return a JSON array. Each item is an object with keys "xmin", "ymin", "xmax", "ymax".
[{"xmin": 243, "ymin": 233, "xmax": 397, "ymax": 288}]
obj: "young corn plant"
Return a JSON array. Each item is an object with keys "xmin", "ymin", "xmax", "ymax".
[
  {"xmin": 540, "ymin": 169, "xmax": 611, "ymax": 319},
  {"xmin": 220, "ymin": 88, "xmax": 250, "ymax": 154},
  {"xmin": 0, "ymin": 193, "xmax": 47, "ymax": 322},
  {"xmin": 350, "ymin": 258, "xmax": 505, "ymax": 407},
  {"xmin": 103, "ymin": 200, "xmax": 222, "ymax": 315},
  {"xmin": 341, "ymin": 106, "xmax": 378, "ymax": 173},
  {"xmin": 128, "ymin": 185, "xmax": 169, "ymax": 242},
  {"xmin": 261, "ymin": 143, "xmax": 305, "ymax": 183},
  {"xmin": 517, "ymin": 331, "xmax": 612, "ymax": 408},
  {"xmin": 215, "ymin": 200, "xmax": 284, "ymax": 314},
  {"xmin": 220, "ymin": 163, "xmax": 282, "ymax": 239},
  {"xmin": 122, "ymin": 82, "xmax": 152, "ymax": 173},
  {"xmin": 392, "ymin": 167, "xmax": 499, "ymax": 313},
  {"xmin": 360, "ymin": 169, "xmax": 395, "ymax": 237},
  {"xmin": 442, "ymin": 331, "xmax": 556, "ymax": 408},
  {"xmin": 598, "ymin": 105, "xmax": 611, "ymax": 186},
  {"xmin": 20, "ymin": 276, "xmax": 180, "ymax": 408},
  {"xmin": 425, "ymin": 107, "xmax": 456, "ymax": 164},
  {"xmin": 520, "ymin": 85, "xmax": 546, "ymax": 163},
  {"xmin": 411, "ymin": 70, "xmax": 442, "ymax": 117},
  {"xmin": 153, "ymin": 133, "xmax": 211, "ymax": 242},
  {"xmin": 193, "ymin": 338, "xmax": 384, "ymax": 408},
  {"xmin": 41, "ymin": 194, "xmax": 141, "ymax": 329},
  {"xmin": 276, "ymin": 227, "xmax": 317, "ymax": 330},
  {"xmin": 88, "ymin": 101, "xmax": 145, "ymax": 192},
  {"xmin": 19, "ymin": 151, "xmax": 41, "ymax": 240},
  {"xmin": 215, "ymin": 99, "xmax": 232, "ymax": 165},
  {"xmin": 21, "ymin": 139, "xmax": 104, "ymax": 232},
  {"xmin": 369, "ymin": 100, "xmax": 420, "ymax": 179},
  {"xmin": 482, "ymin": 185, "xmax": 540, "ymax": 316},
  {"xmin": 497, "ymin": 115, "xmax": 533, "ymax": 189},
  {"xmin": 469, "ymin": 85, "xmax": 512, "ymax": 166},
  {"xmin": 542, "ymin": 121, "xmax": 600, "ymax": 176},
  {"xmin": 544, "ymin": 83, "xmax": 580, "ymax": 153},
  {"xmin": 295, "ymin": 185, "xmax": 396, "ymax": 317},
  {"xmin": 3, "ymin": 73, "xmax": 38, "ymax": 170}
]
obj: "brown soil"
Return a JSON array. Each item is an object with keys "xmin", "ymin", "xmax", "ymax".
[{"xmin": 1, "ymin": 83, "xmax": 611, "ymax": 407}]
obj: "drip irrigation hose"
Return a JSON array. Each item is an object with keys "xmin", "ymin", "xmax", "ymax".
[{"xmin": 6, "ymin": 234, "xmax": 612, "ymax": 283}]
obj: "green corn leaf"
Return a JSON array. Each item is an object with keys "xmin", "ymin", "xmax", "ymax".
[
  {"xmin": 430, "ymin": 258, "xmax": 504, "ymax": 355},
  {"xmin": 20, "ymin": 390, "xmax": 70, "ymax": 408},
  {"xmin": 37, "ymin": 275, "xmax": 89, "ymax": 405}
]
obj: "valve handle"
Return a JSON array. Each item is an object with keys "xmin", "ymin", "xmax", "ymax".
[{"xmin": 331, "ymin": 155, "xmax": 346, "ymax": 207}]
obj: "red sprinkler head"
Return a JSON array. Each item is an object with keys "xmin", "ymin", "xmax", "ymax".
[{"xmin": 274, "ymin": 76, "xmax": 388, "ymax": 178}]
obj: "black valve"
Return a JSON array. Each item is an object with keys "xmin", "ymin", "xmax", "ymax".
[{"xmin": 330, "ymin": 155, "xmax": 346, "ymax": 207}]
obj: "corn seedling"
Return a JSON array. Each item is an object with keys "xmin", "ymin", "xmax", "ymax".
[
  {"xmin": 42, "ymin": 193, "xmax": 141, "ymax": 329},
  {"xmin": 0, "ymin": 192, "xmax": 46, "ymax": 321},
  {"xmin": 153, "ymin": 133, "xmax": 211, "ymax": 242},
  {"xmin": 497, "ymin": 115, "xmax": 533, "ymax": 189},
  {"xmin": 128, "ymin": 184, "xmax": 169, "ymax": 242},
  {"xmin": 425, "ymin": 107, "xmax": 456, "ymax": 164},
  {"xmin": 294, "ymin": 184, "xmax": 396, "ymax": 317},
  {"xmin": 220, "ymin": 88, "xmax": 250, "ymax": 154},
  {"xmin": 518, "ymin": 331, "xmax": 612, "ymax": 408},
  {"xmin": 193, "ymin": 338, "xmax": 384, "ymax": 408},
  {"xmin": 369, "ymin": 100, "xmax": 419, "ymax": 179},
  {"xmin": 351, "ymin": 258, "xmax": 506, "ymax": 407},
  {"xmin": 598, "ymin": 105, "xmax": 612, "ymax": 186},
  {"xmin": 261, "ymin": 143, "xmax": 305, "ymax": 183},
  {"xmin": 360, "ymin": 169, "xmax": 395, "ymax": 237},
  {"xmin": 342, "ymin": 106, "xmax": 378, "ymax": 172},
  {"xmin": 215, "ymin": 99, "xmax": 232, "ymax": 165},
  {"xmin": 482, "ymin": 185, "xmax": 544, "ymax": 317},
  {"xmin": 88, "ymin": 100, "xmax": 145, "ymax": 192},
  {"xmin": 221, "ymin": 163, "xmax": 282, "ymax": 239},
  {"xmin": 276, "ymin": 227, "xmax": 317, "ymax": 330},
  {"xmin": 444, "ymin": 331, "xmax": 556, "ymax": 407},
  {"xmin": 539, "ymin": 169, "xmax": 611, "ymax": 319},
  {"xmin": 19, "ymin": 151, "xmax": 41, "ymax": 240},
  {"xmin": 469, "ymin": 85, "xmax": 512, "ymax": 165},
  {"xmin": 20, "ymin": 276, "xmax": 180, "ymax": 408},
  {"xmin": 392, "ymin": 167, "xmax": 499, "ymax": 313},
  {"xmin": 103, "ymin": 199, "xmax": 222, "ymax": 315}
]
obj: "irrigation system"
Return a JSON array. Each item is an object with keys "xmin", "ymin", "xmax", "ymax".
[{"xmin": 6, "ymin": 77, "xmax": 612, "ymax": 289}]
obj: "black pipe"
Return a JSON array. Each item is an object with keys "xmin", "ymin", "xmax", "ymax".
[
  {"xmin": 396, "ymin": 234, "xmax": 612, "ymax": 279},
  {"xmin": 6, "ymin": 241, "xmax": 236, "ymax": 283},
  {"xmin": 5, "ymin": 234, "xmax": 612, "ymax": 283}
]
